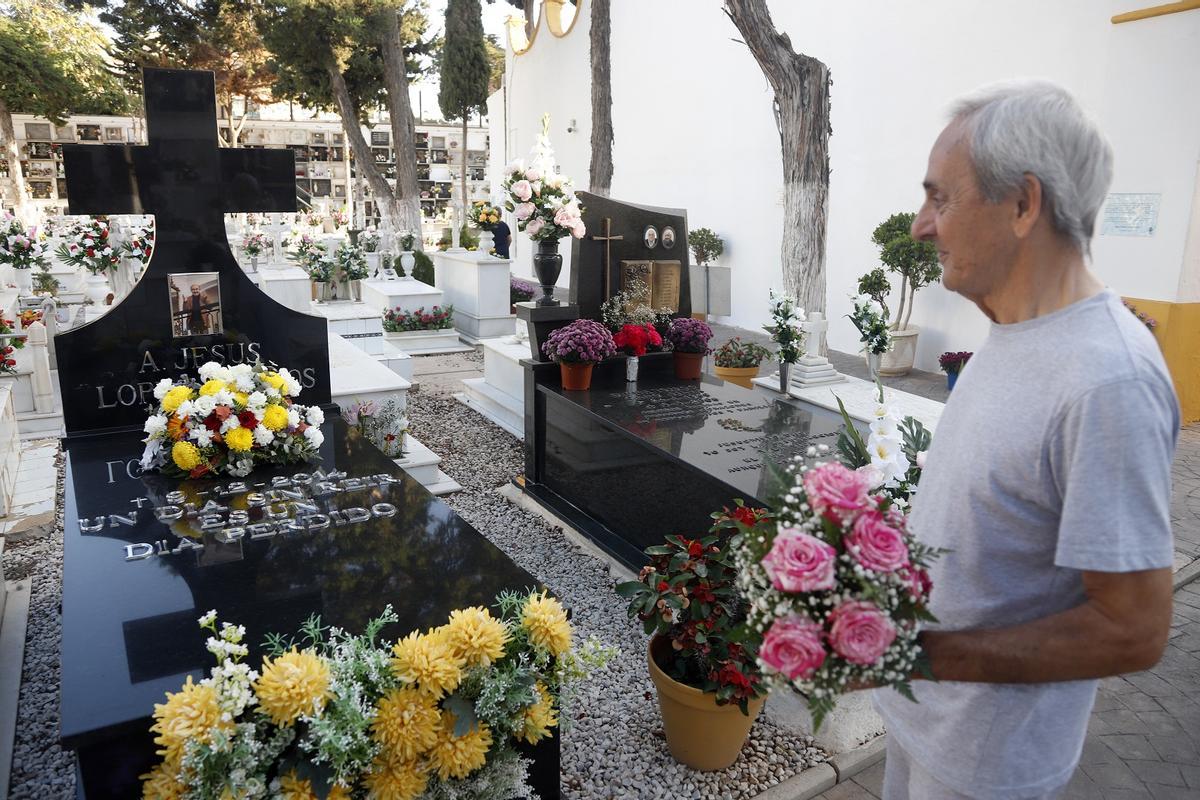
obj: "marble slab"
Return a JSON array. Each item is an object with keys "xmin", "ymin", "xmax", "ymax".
[
  {"xmin": 455, "ymin": 337, "xmax": 527, "ymax": 440},
  {"xmin": 360, "ymin": 278, "xmax": 445, "ymax": 316},
  {"xmin": 258, "ymin": 266, "xmax": 313, "ymax": 314},
  {"xmin": 782, "ymin": 374, "xmax": 944, "ymax": 432}
]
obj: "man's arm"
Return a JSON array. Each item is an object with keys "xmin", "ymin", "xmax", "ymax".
[{"xmin": 921, "ymin": 567, "xmax": 1173, "ymax": 683}]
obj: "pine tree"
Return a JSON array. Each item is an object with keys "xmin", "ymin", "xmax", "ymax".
[{"xmin": 437, "ymin": 0, "xmax": 490, "ymax": 207}]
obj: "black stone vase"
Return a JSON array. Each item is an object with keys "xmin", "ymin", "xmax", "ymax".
[{"xmin": 532, "ymin": 238, "xmax": 563, "ymax": 306}]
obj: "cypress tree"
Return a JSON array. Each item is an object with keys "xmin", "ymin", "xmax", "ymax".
[{"xmin": 437, "ymin": 0, "xmax": 490, "ymax": 206}]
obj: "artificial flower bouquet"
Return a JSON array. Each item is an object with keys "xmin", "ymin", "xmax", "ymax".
[
  {"xmin": 764, "ymin": 289, "xmax": 805, "ymax": 363},
  {"xmin": 331, "ymin": 207, "xmax": 349, "ymax": 228},
  {"xmin": 383, "ymin": 305, "xmax": 455, "ymax": 333},
  {"xmin": 55, "ymin": 216, "xmax": 120, "ymax": 274},
  {"xmin": 612, "ymin": 323, "xmax": 662, "ymax": 357},
  {"xmin": 0, "ymin": 317, "xmax": 23, "ymax": 376},
  {"xmin": 141, "ymin": 590, "xmax": 612, "ymax": 800},
  {"xmin": 0, "ymin": 212, "xmax": 47, "ymax": 271},
  {"xmin": 241, "ymin": 232, "xmax": 269, "ymax": 258},
  {"xmin": 849, "ymin": 293, "xmax": 891, "ymax": 356},
  {"xmin": 468, "ymin": 202, "xmax": 503, "ymax": 231},
  {"xmin": 502, "ymin": 114, "xmax": 586, "ymax": 242},
  {"xmin": 125, "ymin": 223, "xmax": 156, "ymax": 267},
  {"xmin": 730, "ymin": 456, "xmax": 940, "ymax": 729},
  {"xmin": 713, "ymin": 338, "xmax": 772, "ymax": 369},
  {"xmin": 359, "ymin": 230, "xmax": 381, "ymax": 253},
  {"xmin": 335, "ymin": 243, "xmax": 370, "ymax": 281},
  {"xmin": 140, "ymin": 360, "xmax": 325, "ymax": 479}
]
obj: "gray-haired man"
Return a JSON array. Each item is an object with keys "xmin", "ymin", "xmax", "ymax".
[{"xmin": 873, "ymin": 81, "xmax": 1179, "ymax": 799}]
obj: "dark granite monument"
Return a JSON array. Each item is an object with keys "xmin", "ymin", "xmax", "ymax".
[
  {"xmin": 57, "ymin": 67, "xmax": 330, "ymax": 437},
  {"xmin": 56, "ymin": 69, "xmax": 559, "ymax": 799}
]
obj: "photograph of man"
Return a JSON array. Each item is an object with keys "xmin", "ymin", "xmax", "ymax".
[{"xmin": 169, "ymin": 273, "xmax": 223, "ymax": 337}]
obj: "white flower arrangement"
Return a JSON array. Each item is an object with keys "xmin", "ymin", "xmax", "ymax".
[{"xmin": 849, "ymin": 293, "xmax": 891, "ymax": 356}]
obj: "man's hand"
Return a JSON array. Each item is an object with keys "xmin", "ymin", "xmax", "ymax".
[{"xmin": 918, "ymin": 568, "xmax": 1173, "ymax": 683}]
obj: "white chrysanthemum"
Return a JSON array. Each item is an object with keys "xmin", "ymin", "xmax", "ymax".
[
  {"xmin": 191, "ymin": 427, "xmax": 215, "ymax": 447},
  {"xmin": 219, "ymin": 416, "xmax": 241, "ymax": 434},
  {"xmin": 280, "ymin": 369, "xmax": 302, "ymax": 397},
  {"xmin": 212, "ymin": 389, "xmax": 235, "ymax": 407},
  {"xmin": 303, "ymin": 427, "xmax": 324, "ymax": 448},
  {"xmin": 253, "ymin": 426, "xmax": 274, "ymax": 447},
  {"xmin": 144, "ymin": 414, "xmax": 168, "ymax": 437},
  {"xmin": 246, "ymin": 391, "xmax": 267, "ymax": 410},
  {"xmin": 198, "ymin": 362, "xmax": 230, "ymax": 382},
  {"xmin": 286, "ymin": 408, "xmax": 301, "ymax": 428},
  {"xmin": 230, "ymin": 363, "xmax": 252, "ymax": 380},
  {"xmin": 153, "ymin": 378, "xmax": 174, "ymax": 401},
  {"xmin": 176, "ymin": 399, "xmax": 197, "ymax": 419},
  {"xmin": 192, "ymin": 395, "xmax": 217, "ymax": 417},
  {"xmin": 306, "ymin": 406, "xmax": 324, "ymax": 426}
]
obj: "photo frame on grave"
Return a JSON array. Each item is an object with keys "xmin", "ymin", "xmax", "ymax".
[
  {"xmin": 55, "ymin": 67, "xmax": 331, "ymax": 437},
  {"xmin": 643, "ymin": 225, "xmax": 658, "ymax": 249},
  {"xmin": 662, "ymin": 226, "xmax": 676, "ymax": 250}
]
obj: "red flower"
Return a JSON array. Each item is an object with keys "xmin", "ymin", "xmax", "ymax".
[
  {"xmin": 613, "ymin": 323, "xmax": 662, "ymax": 357},
  {"xmin": 692, "ymin": 584, "xmax": 715, "ymax": 604},
  {"xmin": 237, "ymin": 410, "xmax": 258, "ymax": 430},
  {"xmin": 687, "ymin": 539, "xmax": 704, "ymax": 558},
  {"xmin": 732, "ymin": 505, "xmax": 759, "ymax": 527},
  {"xmin": 656, "ymin": 580, "xmax": 669, "ymax": 593},
  {"xmin": 203, "ymin": 415, "xmax": 221, "ymax": 432},
  {"xmin": 716, "ymin": 663, "xmax": 752, "ymax": 691}
]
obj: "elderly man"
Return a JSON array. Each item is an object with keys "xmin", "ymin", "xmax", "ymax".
[{"xmin": 873, "ymin": 81, "xmax": 1179, "ymax": 799}]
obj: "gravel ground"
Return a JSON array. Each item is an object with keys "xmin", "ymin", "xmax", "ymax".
[
  {"xmin": 4, "ymin": 443, "xmax": 76, "ymax": 799},
  {"xmin": 407, "ymin": 357, "xmax": 826, "ymax": 800}
]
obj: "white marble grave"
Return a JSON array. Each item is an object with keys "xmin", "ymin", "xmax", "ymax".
[
  {"xmin": 791, "ymin": 312, "xmax": 845, "ymax": 388},
  {"xmin": 455, "ymin": 336, "xmax": 528, "ymax": 439},
  {"xmin": 308, "ymin": 302, "xmax": 417, "ymax": 379},
  {"xmin": 787, "ymin": 374, "xmax": 944, "ymax": 432},
  {"xmin": 361, "ymin": 277, "xmax": 444, "ymax": 316},
  {"xmin": 259, "ymin": 267, "xmax": 313, "ymax": 314},
  {"xmin": 432, "ymin": 250, "xmax": 515, "ymax": 344}
]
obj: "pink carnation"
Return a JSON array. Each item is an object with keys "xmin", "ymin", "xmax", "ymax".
[
  {"xmin": 760, "ymin": 615, "xmax": 826, "ymax": 680},
  {"xmin": 827, "ymin": 600, "xmax": 896, "ymax": 666},
  {"xmin": 511, "ymin": 180, "xmax": 533, "ymax": 202},
  {"xmin": 803, "ymin": 462, "xmax": 873, "ymax": 523},
  {"xmin": 845, "ymin": 510, "xmax": 909, "ymax": 573},
  {"xmin": 525, "ymin": 217, "xmax": 544, "ymax": 236},
  {"xmin": 761, "ymin": 527, "xmax": 837, "ymax": 593}
]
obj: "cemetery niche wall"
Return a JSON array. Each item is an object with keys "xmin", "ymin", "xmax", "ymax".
[
  {"xmin": 520, "ymin": 194, "xmax": 851, "ymax": 570},
  {"xmin": 54, "ymin": 69, "xmax": 560, "ymax": 799}
]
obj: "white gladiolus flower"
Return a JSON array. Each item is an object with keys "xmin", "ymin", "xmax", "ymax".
[
  {"xmin": 153, "ymin": 379, "xmax": 174, "ymax": 401},
  {"xmin": 869, "ymin": 437, "xmax": 910, "ymax": 485},
  {"xmin": 144, "ymin": 414, "xmax": 168, "ymax": 437},
  {"xmin": 306, "ymin": 406, "xmax": 324, "ymax": 426},
  {"xmin": 253, "ymin": 426, "xmax": 274, "ymax": 447},
  {"xmin": 869, "ymin": 416, "xmax": 899, "ymax": 439}
]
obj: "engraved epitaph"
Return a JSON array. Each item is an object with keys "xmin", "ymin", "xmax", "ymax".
[{"xmin": 56, "ymin": 68, "xmax": 331, "ymax": 436}]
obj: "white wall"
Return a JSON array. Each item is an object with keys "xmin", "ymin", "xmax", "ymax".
[{"xmin": 499, "ymin": 0, "xmax": 1200, "ymax": 368}]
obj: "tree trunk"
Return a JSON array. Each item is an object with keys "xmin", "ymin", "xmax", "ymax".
[
  {"xmin": 379, "ymin": 8, "xmax": 423, "ymax": 236},
  {"xmin": 327, "ymin": 63, "xmax": 401, "ymax": 228},
  {"xmin": 588, "ymin": 0, "xmax": 613, "ymax": 196},
  {"xmin": 901, "ymin": 276, "xmax": 916, "ymax": 330},
  {"xmin": 461, "ymin": 113, "xmax": 469, "ymax": 208},
  {"xmin": 0, "ymin": 99, "xmax": 31, "ymax": 223},
  {"xmin": 724, "ymin": 0, "xmax": 830, "ymax": 317}
]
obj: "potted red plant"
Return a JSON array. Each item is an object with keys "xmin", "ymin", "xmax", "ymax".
[
  {"xmin": 615, "ymin": 503, "xmax": 770, "ymax": 770},
  {"xmin": 666, "ymin": 317, "xmax": 714, "ymax": 380},
  {"xmin": 938, "ymin": 350, "xmax": 972, "ymax": 390},
  {"xmin": 541, "ymin": 318, "xmax": 616, "ymax": 390},
  {"xmin": 613, "ymin": 322, "xmax": 662, "ymax": 382}
]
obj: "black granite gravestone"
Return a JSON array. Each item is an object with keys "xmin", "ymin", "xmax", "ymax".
[
  {"xmin": 521, "ymin": 356, "xmax": 859, "ymax": 569},
  {"xmin": 56, "ymin": 68, "xmax": 330, "ymax": 437}
]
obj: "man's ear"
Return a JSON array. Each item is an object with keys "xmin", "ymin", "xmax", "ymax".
[{"xmin": 1012, "ymin": 172, "xmax": 1044, "ymax": 240}]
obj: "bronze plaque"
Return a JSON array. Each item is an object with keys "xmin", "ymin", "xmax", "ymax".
[{"xmin": 619, "ymin": 260, "xmax": 681, "ymax": 313}]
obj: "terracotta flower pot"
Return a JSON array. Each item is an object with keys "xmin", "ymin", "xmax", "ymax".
[
  {"xmin": 673, "ymin": 351, "xmax": 704, "ymax": 380},
  {"xmin": 647, "ymin": 635, "xmax": 765, "ymax": 771},
  {"xmin": 713, "ymin": 365, "xmax": 760, "ymax": 389},
  {"xmin": 560, "ymin": 361, "xmax": 594, "ymax": 391}
]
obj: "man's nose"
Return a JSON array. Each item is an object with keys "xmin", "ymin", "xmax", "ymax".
[{"xmin": 911, "ymin": 205, "xmax": 936, "ymax": 242}]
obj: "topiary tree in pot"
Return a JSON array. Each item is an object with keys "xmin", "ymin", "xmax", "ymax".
[
  {"xmin": 688, "ymin": 227, "xmax": 724, "ymax": 266},
  {"xmin": 872, "ymin": 212, "xmax": 941, "ymax": 331}
]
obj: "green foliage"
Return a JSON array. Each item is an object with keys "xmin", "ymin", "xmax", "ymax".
[
  {"xmin": 0, "ymin": 0, "xmax": 129, "ymax": 120},
  {"xmin": 437, "ymin": 0, "xmax": 490, "ymax": 123},
  {"xmin": 410, "ymin": 249, "xmax": 435, "ymax": 285},
  {"xmin": 872, "ymin": 212, "xmax": 942, "ymax": 328},
  {"xmin": 857, "ymin": 267, "xmax": 891, "ymax": 317},
  {"xmin": 688, "ymin": 227, "xmax": 723, "ymax": 266},
  {"xmin": 713, "ymin": 337, "xmax": 771, "ymax": 369}
]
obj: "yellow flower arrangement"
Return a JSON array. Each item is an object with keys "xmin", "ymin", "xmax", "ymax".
[
  {"xmin": 254, "ymin": 649, "xmax": 332, "ymax": 726},
  {"xmin": 278, "ymin": 771, "xmax": 352, "ymax": 800},
  {"xmin": 171, "ymin": 440, "xmax": 203, "ymax": 471},
  {"xmin": 443, "ymin": 606, "xmax": 510, "ymax": 667},
  {"xmin": 521, "ymin": 592, "xmax": 572, "ymax": 656},
  {"xmin": 390, "ymin": 630, "xmax": 464, "ymax": 699},
  {"xmin": 161, "ymin": 385, "xmax": 193, "ymax": 414},
  {"xmin": 517, "ymin": 681, "xmax": 559, "ymax": 744},
  {"xmin": 149, "ymin": 676, "xmax": 230, "ymax": 762},
  {"xmin": 198, "ymin": 379, "xmax": 227, "ymax": 397},
  {"xmin": 365, "ymin": 754, "xmax": 427, "ymax": 800},
  {"xmin": 428, "ymin": 714, "xmax": 493, "ymax": 780},
  {"xmin": 139, "ymin": 758, "xmax": 185, "ymax": 800},
  {"xmin": 224, "ymin": 426, "xmax": 254, "ymax": 452},
  {"xmin": 372, "ymin": 687, "xmax": 441, "ymax": 761},
  {"xmin": 261, "ymin": 404, "xmax": 289, "ymax": 431}
]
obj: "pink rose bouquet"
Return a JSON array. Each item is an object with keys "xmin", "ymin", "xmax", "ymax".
[
  {"xmin": 731, "ymin": 458, "xmax": 941, "ymax": 729},
  {"xmin": 501, "ymin": 114, "xmax": 587, "ymax": 242}
]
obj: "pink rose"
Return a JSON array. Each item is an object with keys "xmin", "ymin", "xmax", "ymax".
[
  {"xmin": 526, "ymin": 167, "xmax": 541, "ymax": 181},
  {"xmin": 571, "ymin": 220, "xmax": 586, "ymax": 239},
  {"xmin": 760, "ymin": 615, "xmax": 826, "ymax": 680},
  {"xmin": 903, "ymin": 567, "xmax": 932, "ymax": 601},
  {"xmin": 827, "ymin": 600, "xmax": 896, "ymax": 665},
  {"xmin": 803, "ymin": 462, "xmax": 873, "ymax": 523},
  {"xmin": 855, "ymin": 464, "xmax": 885, "ymax": 490},
  {"xmin": 845, "ymin": 510, "xmax": 909, "ymax": 573},
  {"xmin": 511, "ymin": 180, "xmax": 532, "ymax": 202},
  {"xmin": 915, "ymin": 450, "xmax": 928, "ymax": 469},
  {"xmin": 515, "ymin": 202, "xmax": 535, "ymax": 221},
  {"xmin": 553, "ymin": 206, "xmax": 579, "ymax": 228},
  {"xmin": 761, "ymin": 527, "xmax": 837, "ymax": 593},
  {"xmin": 525, "ymin": 217, "xmax": 544, "ymax": 236}
]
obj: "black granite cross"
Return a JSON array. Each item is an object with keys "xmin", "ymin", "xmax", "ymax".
[{"xmin": 62, "ymin": 67, "xmax": 295, "ymax": 259}]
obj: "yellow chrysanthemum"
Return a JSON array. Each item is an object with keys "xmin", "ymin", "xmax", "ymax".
[
  {"xmin": 390, "ymin": 630, "xmax": 464, "ymax": 698},
  {"xmin": 372, "ymin": 687, "xmax": 441, "ymax": 761},
  {"xmin": 224, "ymin": 426, "xmax": 254, "ymax": 452},
  {"xmin": 149, "ymin": 676, "xmax": 230, "ymax": 763},
  {"xmin": 428, "ymin": 714, "xmax": 492, "ymax": 780},
  {"xmin": 254, "ymin": 649, "xmax": 331, "ymax": 726},
  {"xmin": 261, "ymin": 404, "xmax": 289, "ymax": 431},
  {"xmin": 365, "ymin": 755, "xmax": 427, "ymax": 800},
  {"xmin": 517, "ymin": 682, "xmax": 559, "ymax": 744},
  {"xmin": 232, "ymin": 391, "xmax": 249, "ymax": 408},
  {"xmin": 161, "ymin": 385, "xmax": 193, "ymax": 414},
  {"xmin": 140, "ymin": 758, "xmax": 185, "ymax": 800},
  {"xmin": 276, "ymin": 772, "xmax": 352, "ymax": 800},
  {"xmin": 521, "ymin": 592, "xmax": 572, "ymax": 656},
  {"xmin": 171, "ymin": 440, "xmax": 203, "ymax": 471},
  {"xmin": 198, "ymin": 379, "xmax": 227, "ymax": 397},
  {"xmin": 262, "ymin": 371, "xmax": 287, "ymax": 393},
  {"xmin": 443, "ymin": 606, "xmax": 510, "ymax": 667}
]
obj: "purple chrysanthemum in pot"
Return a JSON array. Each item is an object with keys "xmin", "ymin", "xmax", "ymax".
[
  {"xmin": 666, "ymin": 317, "xmax": 714, "ymax": 355},
  {"xmin": 542, "ymin": 319, "xmax": 617, "ymax": 364}
]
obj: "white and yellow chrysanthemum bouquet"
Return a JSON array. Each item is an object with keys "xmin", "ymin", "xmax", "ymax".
[
  {"xmin": 139, "ymin": 360, "xmax": 325, "ymax": 479},
  {"xmin": 141, "ymin": 591, "xmax": 611, "ymax": 800}
]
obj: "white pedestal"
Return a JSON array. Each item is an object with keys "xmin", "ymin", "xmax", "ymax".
[
  {"xmin": 787, "ymin": 374, "xmax": 945, "ymax": 432},
  {"xmin": 763, "ymin": 689, "xmax": 885, "ymax": 755},
  {"xmin": 455, "ymin": 337, "xmax": 527, "ymax": 439},
  {"xmin": 688, "ymin": 264, "xmax": 732, "ymax": 317},
  {"xmin": 432, "ymin": 250, "xmax": 515, "ymax": 343},
  {"xmin": 259, "ymin": 267, "xmax": 313, "ymax": 314},
  {"xmin": 790, "ymin": 355, "xmax": 846, "ymax": 388},
  {"xmin": 360, "ymin": 278, "xmax": 445, "ymax": 316}
]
